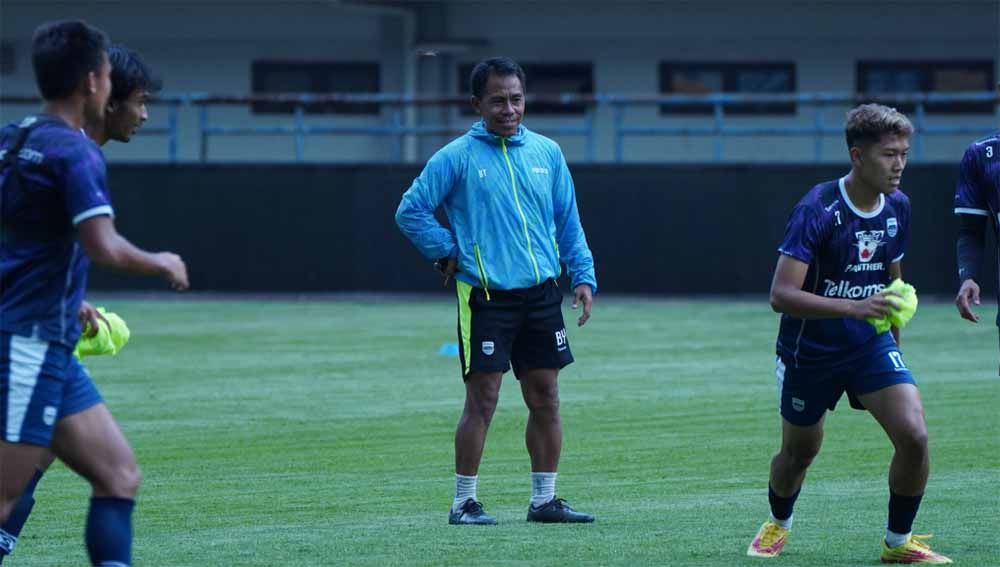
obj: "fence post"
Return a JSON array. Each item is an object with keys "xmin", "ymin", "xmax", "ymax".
[
  {"xmin": 294, "ymin": 105, "xmax": 305, "ymax": 163},
  {"xmin": 613, "ymin": 102, "xmax": 624, "ymax": 163},
  {"xmin": 712, "ymin": 101, "xmax": 724, "ymax": 162},
  {"xmin": 391, "ymin": 107, "xmax": 403, "ymax": 162},
  {"xmin": 813, "ymin": 103, "xmax": 824, "ymax": 163},
  {"xmin": 914, "ymin": 101, "xmax": 926, "ymax": 162},
  {"xmin": 584, "ymin": 103, "xmax": 596, "ymax": 163},
  {"xmin": 198, "ymin": 105, "xmax": 209, "ymax": 163},
  {"xmin": 167, "ymin": 102, "xmax": 179, "ymax": 163}
]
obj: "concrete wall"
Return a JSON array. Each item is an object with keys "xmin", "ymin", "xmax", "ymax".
[{"xmin": 2, "ymin": 0, "xmax": 998, "ymax": 163}]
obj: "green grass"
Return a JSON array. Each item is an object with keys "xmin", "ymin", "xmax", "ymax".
[{"xmin": 9, "ymin": 297, "xmax": 1000, "ymax": 566}]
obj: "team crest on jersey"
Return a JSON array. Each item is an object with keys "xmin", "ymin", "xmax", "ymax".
[
  {"xmin": 886, "ymin": 218, "xmax": 898, "ymax": 238},
  {"xmin": 854, "ymin": 230, "xmax": 885, "ymax": 263}
]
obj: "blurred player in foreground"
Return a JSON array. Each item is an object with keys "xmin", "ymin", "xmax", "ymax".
[
  {"xmin": 0, "ymin": 42, "xmax": 162, "ymax": 564},
  {"xmin": 0, "ymin": 22, "xmax": 187, "ymax": 566}
]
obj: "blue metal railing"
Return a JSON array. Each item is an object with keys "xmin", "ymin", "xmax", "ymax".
[
  {"xmin": 184, "ymin": 93, "xmax": 596, "ymax": 163},
  {"xmin": 605, "ymin": 92, "xmax": 999, "ymax": 162},
  {"xmin": 2, "ymin": 91, "xmax": 996, "ymax": 163}
]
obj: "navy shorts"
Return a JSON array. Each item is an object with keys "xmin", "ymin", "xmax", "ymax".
[
  {"xmin": 1, "ymin": 332, "xmax": 103, "ymax": 446},
  {"xmin": 776, "ymin": 333, "xmax": 916, "ymax": 426},
  {"xmin": 456, "ymin": 279, "xmax": 574, "ymax": 380}
]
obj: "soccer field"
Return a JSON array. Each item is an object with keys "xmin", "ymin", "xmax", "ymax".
[{"xmin": 10, "ymin": 297, "xmax": 999, "ymax": 566}]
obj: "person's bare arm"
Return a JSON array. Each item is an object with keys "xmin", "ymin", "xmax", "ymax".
[
  {"xmin": 769, "ymin": 254, "xmax": 896, "ymax": 321},
  {"xmin": 77, "ymin": 216, "xmax": 188, "ymax": 290}
]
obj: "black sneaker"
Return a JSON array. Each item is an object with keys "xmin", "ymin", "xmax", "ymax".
[
  {"xmin": 448, "ymin": 499, "xmax": 497, "ymax": 525},
  {"xmin": 526, "ymin": 497, "xmax": 595, "ymax": 523}
]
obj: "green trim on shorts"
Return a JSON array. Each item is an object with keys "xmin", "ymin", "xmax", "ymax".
[{"xmin": 456, "ymin": 281, "xmax": 473, "ymax": 376}]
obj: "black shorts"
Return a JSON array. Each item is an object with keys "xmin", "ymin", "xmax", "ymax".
[{"xmin": 456, "ymin": 279, "xmax": 574, "ymax": 380}]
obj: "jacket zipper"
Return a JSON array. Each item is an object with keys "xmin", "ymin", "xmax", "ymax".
[
  {"xmin": 552, "ymin": 236, "xmax": 562, "ymax": 278},
  {"xmin": 500, "ymin": 138, "xmax": 541, "ymax": 285},
  {"xmin": 473, "ymin": 243, "xmax": 491, "ymax": 301}
]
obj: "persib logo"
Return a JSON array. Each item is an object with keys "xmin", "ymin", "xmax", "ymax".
[{"xmin": 854, "ymin": 230, "xmax": 885, "ymax": 263}]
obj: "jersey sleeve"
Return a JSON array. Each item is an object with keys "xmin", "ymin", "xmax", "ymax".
[
  {"xmin": 954, "ymin": 144, "xmax": 989, "ymax": 217},
  {"xmin": 63, "ymin": 145, "xmax": 114, "ymax": 226},
  {"xmin": 777, "ymin": 203, "xmax": 825, "ymax": 264}
]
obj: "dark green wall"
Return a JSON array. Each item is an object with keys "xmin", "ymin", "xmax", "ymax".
[{"xmin": 89, "ymin": 164, "xmax": 989, "ymax": 296}]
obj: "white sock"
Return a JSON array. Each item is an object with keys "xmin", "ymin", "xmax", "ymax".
[
  {"xmin": 886, "ymin": 529, "xmax": 910, "ymax": 548},
  {"xmin": 530, "ymin": 472, "xmax": 557, "ymax": 507},
  {"xmin": 453, "ymin": 474, "xmax": 478, "ymax": 512},
  {"xmin": 769, "ymin": 512, "xmax": 793, "ymax": 530}
]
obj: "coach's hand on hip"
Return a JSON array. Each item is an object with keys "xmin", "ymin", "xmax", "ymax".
[
  {"xmin": 435, "ymin": 257, "xmax": 458, "ymax": 286},
  {"xmin": 572, "ymin": 284, "xmax": 593, "ymax": 327}
]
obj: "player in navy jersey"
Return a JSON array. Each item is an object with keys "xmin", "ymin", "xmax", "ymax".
[
  {"xmin": 0, "ymin": 43, "xmax": 163, "ymax": 564},
  {"xmin": 747, "ymin": 104, "xmax": 952, "ymax": 564},
  {"xmin": 0, "ymin": 22, "xmax": 187, "ymax": 567},
  {"xmin": 952, "ymin": 112, "xmax": 1000, "ymax": 366}
]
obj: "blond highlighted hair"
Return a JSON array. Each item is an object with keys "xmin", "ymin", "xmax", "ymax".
[{"xmin": 845, "ymin": 103, "xmax": 914, "ymax": 149}]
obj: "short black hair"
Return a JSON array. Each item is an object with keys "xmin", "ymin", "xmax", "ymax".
[
  {"xmin": 108, "ymin": 44, "xmax": 162, "ymax": 103},
  {"xmin": 32, "ymin": 20, "xmax": 110, "ymax": 99},
  {"xmin": 470, "ymin": 57, "xmax": 526, "ymax": 98}
]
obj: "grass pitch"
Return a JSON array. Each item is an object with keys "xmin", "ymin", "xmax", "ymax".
[{"xmin": 9, "ymin": 297, "xmax": 999, "ymax": 566}]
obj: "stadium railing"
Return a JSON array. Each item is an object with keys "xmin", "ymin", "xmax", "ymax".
[{"xmin": 1, "ymin": 92, "xmax": 996, "ymax": 163}]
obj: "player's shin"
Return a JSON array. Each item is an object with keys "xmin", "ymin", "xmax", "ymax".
[
  {"xmin": 85, "ymin": 497, "xmax": 134, "ymax": 566},
  {"xmin": 768, "ymin": 484, "xmax": 799, "ymax": 529},
  {"xmin": 0, "ymin": 469, "xmax": 44, "ymax": 561},
  {"xmin": 886, "ymin": 491, "xmax": 924, "ymax": 547}
]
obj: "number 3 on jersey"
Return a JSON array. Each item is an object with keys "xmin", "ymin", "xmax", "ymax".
[
  {"xmin": 888, "ymin": 350, "xmax": 907, "ymax": 370},
  {"xmin": 987, "ymin": 146, "xmax": 994, "ymax": 159}
]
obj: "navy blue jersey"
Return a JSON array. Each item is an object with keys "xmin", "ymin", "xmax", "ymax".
[
  {"xmin": 954, "ymin": 132, "xmax": 1000, "ymax": 226},
  {"xmin": 954, "ymin": 133, "xmax": 1000, "ymax": 326},
  {"xmin": 776, "ymin": 178, "xmax": 910, "ymax": 368},
  {"xmin": 0, "ymin": 115, "xmax": 114, "ymax": 345}
]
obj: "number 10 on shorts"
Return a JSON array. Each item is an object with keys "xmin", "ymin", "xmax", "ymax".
[{"xmin": 888, "ymin": 351, "xmax": 907, "ymax": 370}]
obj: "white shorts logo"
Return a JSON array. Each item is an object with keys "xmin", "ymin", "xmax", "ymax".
[
  {"xmin": 43, "ymin": 405, "xmax": 58, "ymax": 426},
  {"xmin": 791, "ymin": 397, "xmax": 805, "ymax": 412},
  {"xmin": 482, "ymin": 341, "xmax": 494, "ymax": 356},
  {"xmin": 554, "ymin": 328, "xmax": 568, "ymax": 352}
]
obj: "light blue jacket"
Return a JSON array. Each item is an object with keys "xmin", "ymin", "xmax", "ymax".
[{"xmin": 396, "ymin": 121, "xmax": 597, "ymax": 294}]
